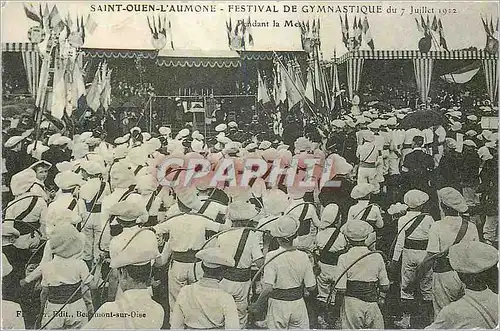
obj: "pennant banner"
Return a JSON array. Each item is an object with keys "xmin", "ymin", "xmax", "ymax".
[
  {"xmin": 347, "ymin": 58, "xmax": 364, "ymax": 100},
  {"xmin": 21, "ymin": 50, "xmax": 41, "ymax": 98},
  {"xmin": 413, "ymin": 58, "xmax": 434, "ymax": 104},
  {"xmin": 482, "ymin": 59, "xmax": 499, "ymax": 103}
]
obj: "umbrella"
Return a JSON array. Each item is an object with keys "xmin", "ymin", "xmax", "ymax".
[{"xmin": 399, "ymin": 109, "xmax": 450, "ymax": 129}]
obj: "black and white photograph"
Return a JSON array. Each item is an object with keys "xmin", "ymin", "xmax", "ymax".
[{"xmin": 1, "ymin": 1, "xmax": 498, "ymax": 329}]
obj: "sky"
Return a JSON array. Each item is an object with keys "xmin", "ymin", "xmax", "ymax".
[{"xmin": 2, "ymin": 1, "xmax": 498, "ymax": 59}]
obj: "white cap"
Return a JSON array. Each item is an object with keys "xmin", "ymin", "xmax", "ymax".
[
  {"xmin": 269, "ymin": 215, "xmax": 300, "ymax": 238},
  {"xmin": 54, "ymin": 171, "xmax": 85, "ymax": 190},
  {"xmin": 110, "ymin": 229, "xmax": 160, "ymax": 269},
  {"xmin": 438, "ymin": 187, "xmax": 468, "ymax": 213},
  {"xmin": 215, "ymin": 124, "xmax": 227, "ymax": 132},
  {"xmin": 108, "ymin": 194, "xmax": 147, "ymax": 223},
  {"xmin": 259, "ymin": 140, "xmax": 272, "ymax": 150},
  {"xmin": 351, "ymin": 183, "xmax": 374, "ymax": 199},
  {"xmin": 175, "ymin": 128, "xmax": 190, "ymax": 139},
  {"xmin": 80, "ymin": 160, "xmax": 105, "ymax": 175},
  {"xmin": 342, "ymin": 220, "xmax": 372, "ymax": 241},
  {"xmin": 463, "ymin": 140, "xmax": 477, "ymax": 148},
  {"xmin": 263, "ymin": 189, "xmax": 291, "ymax": 215},
  {"xmin": 319, "ymin": 204, "xmax": 339, "ymax": 229},
  {"xmin": 159, "ymin": 126, "xmax": 171, "ymax": 136},
  {"xmin": 195, "ymin": 247, "xmax": 235, "ymax": 268},
  {"xmin": 404, "ymin": 189, "xmax": 429, "ymax": 208},
  {"xmin": 227, "ymin": 201, "xmax": 258, "ymax": 221},
  {"xmin": 449, "ymin": 241, "xmax": 498, "ymax": 274}
]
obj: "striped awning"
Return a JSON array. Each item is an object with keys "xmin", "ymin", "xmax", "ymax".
[
  {"xmin": 81, "ymin": 48, "xmax": 158, "ymax": 59},
  {"xmin": 2, "ymin": 42, "xmax": 38, "ymax": 52},
  {"xmin": 336, "ymin": 50, "xmax": 498, "ymax": 64}
]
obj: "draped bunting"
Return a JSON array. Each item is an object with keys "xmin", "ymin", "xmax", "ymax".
[
  {"xmin": 21, "ymin": 51, "xmax": 40, "ymax": 98},
  {"xmin": 347, "ymin": 58, "xmax": 364, "ymax": 100},
  {"xmin": 413, "ymin": 58, "xmax": 433, "ymax": 105},
  {"xmin": 482, "ymin": 59, "xmax": 499, "ymax": 103}
]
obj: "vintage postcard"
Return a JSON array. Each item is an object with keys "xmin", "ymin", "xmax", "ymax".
[{"xmin": 1, "ymin": 1, "xmax": 498, "ymax": 330}]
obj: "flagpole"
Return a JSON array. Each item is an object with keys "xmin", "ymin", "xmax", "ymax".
[{"xmin": 272, "ymin": 51, "xmax": 325, "ymax": 124}]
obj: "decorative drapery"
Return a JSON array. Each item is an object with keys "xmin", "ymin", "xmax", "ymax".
[
  {"xmin": 413, "ymin": 58, "xmax": 434, "ymax": 105},
  {"xmin": 347, "ymin": 58, "xmax": 364, "ymax": 100},
  {"xmin": 21, "ymin": 50, "xmax": 40, "ymax": 98},
  {"xmin": 482, "ymin": 59, "xmax": 498, "ymax": 103}
]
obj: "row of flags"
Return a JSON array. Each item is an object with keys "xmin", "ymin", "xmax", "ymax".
[
  {"xmin": 339, "ymin": 14, "xmax": 374, "ymax": 51},
  {"xmin": 24, "ymin": 4, "xmax": 101, "ymax": 122},
  {"xmin": 257, "ymin": 54, "xmax": 342, "ymax": 133},
  {"xmin": 226, "ymin": 17, "xmax": 254, "ymax": 50},
  {"xmin": 481, "ymin": 15, "xmax": 499, "ymax": 38},
  {"xmin": 300, "ymin": 19, "xmax": 321, "ymax": 53},
  {"xmin": 415, "ymin": 15, "xmax": 448, "ymax": 51},
  {"xmin": 146, "ymin": 15, "xmax": 174, "ymax": 50}
]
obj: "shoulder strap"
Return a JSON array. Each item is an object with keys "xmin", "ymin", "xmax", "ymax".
[
  {"xmin": 15, "ymin": 196, "xmax": 39, "ymax": 221},
  {"xmin": 68, "ymin": 198, "xmax": 77, "ymax": 211},
  {"xmin": 321, "ymin": 226, "xmax": 342, "ymax": 254},
  {"xmin": 362, "ymin": 144, "xmax": 376, "ymax": 162},
  {"xmin": 404, "ymin": 214, "xmax": 427, "ymax": 238},
  {"xmin": 145, "ymin": 193, "xmax": 156, "ymax": 211},
  {"xmin": 198, "ymin": 199, "xmax": 211, "ymax": 214},
  {"xmin": 353, "ymin": 203, "xmax": 373, "ymax": 220},
  {"xmin": 453, "ymin": 220, "xmax": 469, "ymax": 245},
  {"xmin": 233, "ymin": 228, "xmax": 251, "ymax": 267},
  {"xmin": 298, "ymin": 203, "xmax": 310, "ymax": 222},
  {"xmin": 119, "ymin": 185, "xmax": 136, "ymax": 202},
  {"xmin": 463, "ymin": 295, "xmax": 497, "ymax": 329},
  {"xmin": 360, "ymin": 204, "xmax": 374, "ymax": 221},
  {"xmin": 257, "ymin": 216, "xmax": 280, "ymax": 229},
  {"xmin": 91, "ymin": 181, "xmax": 107, "ymax": 206}
]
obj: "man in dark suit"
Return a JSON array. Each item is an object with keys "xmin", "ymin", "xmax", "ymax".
[{"xmin": 402, "ymin": 135, "xmax": 435, "ymax": 194}]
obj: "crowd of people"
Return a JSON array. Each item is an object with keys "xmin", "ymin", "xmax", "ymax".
[{"xmin": 1, "ymin": 89, "xmax": 499, "ymax": 330}]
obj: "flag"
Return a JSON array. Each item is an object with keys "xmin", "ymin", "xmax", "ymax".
[
  {"xmin": 363, "ymin": 16, "xmax": 374, "ymax": 50},
  {"xmin": 440, "ymin": 61, "xmax": 481, "ymax": 83},
  {"xmin": 246, "ymin": 17, "xmax": 254, "ymax": 47},
  {"xmin": 420, "ymin": 15, "xmax": 427, "ymax": 31},
  {"xmin": 85, "ymin": 14, "xmax": 97, "ymax": 35},
  {"xmin": 415, "ymin": 17, "xmax": 422, "ymax": 33},
  {"xmin": 71, "ymin": 55, "xmax": 86, "ymax": 109},
  {"xmin": 226, "ymin": 18, "xmax": 233, "ymax": 47},
  {"xmin": 357, "ymin": 18, "xmax": 363, "ymax": 44},
  {"xmin": 272, "ymin": 68, "xmax": 280, "ymax": 105},
  {"xmin": 279, "ymin": 61, "xmax": 301, "ymax": 110},
  {"xmin": 167, "ymin": 20, "xmax": 174, "ymax": 49},
  {"xmin": 431, "ymin": 15, "xmax": 438, "ymax": 31},
  {"xmin": 330, "ymin": 61, "xmax": 341, "ymax": 109},
  {"xmin": 344, "ymin": 14, "xmax": 349, "ymax": 39},
  {"xmin": 86, "ymin": 64, "xmax": 103, "ymax": 111},
  {"xmin": 438, "ymin": 19, "xmax": 449, "ymax": 51},
  {"xmin": 48, "ymin": 5, "xmax": 64, "ymax": 33},
  {"xmin": 340, "ymin": 15, "xmax": 347, "ymax": 46},
  {"xmin": 481, "ymin": 15, "xmax": 491, "ymax": 36},
  {"xmin": 100, "ymin": 69, "xmax": 112, "ymax": 111},
  {"xmin": 24, "ymin": 4, "xmax": 42, "ymax": 23},
  {"xmin": 305, "ymin": 67, "xmax": 315, "ymax": 103},
  {"xmin": 257, "ymin": 71, "xmax": 271, "ymax": 104},
  {"xmin": 50, "ymin": 58, "xmax": 67, "ymax": 119},
  {"xmin": 277, "ymin": 64, "xmax": 287, "ymax": 104}
]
